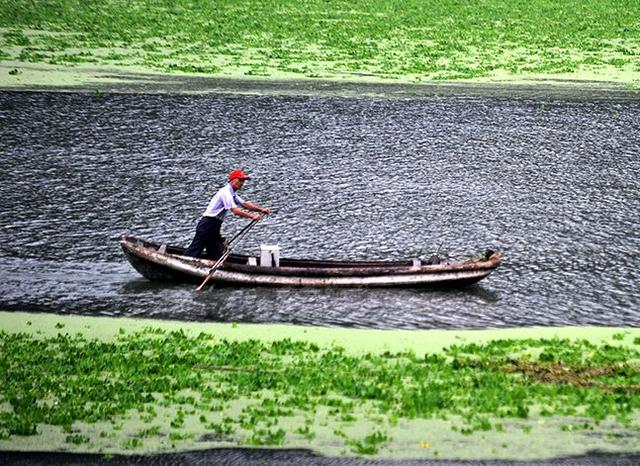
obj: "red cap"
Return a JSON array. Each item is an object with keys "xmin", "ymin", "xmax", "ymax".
[{"xmin": 228, "ymin": 169, "xmax": 251, "ymax": 181}]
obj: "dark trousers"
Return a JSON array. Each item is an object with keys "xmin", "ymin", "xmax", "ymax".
[{"xmin": 184, "ymin": 217, "xmax": 225, "ymax": 260}]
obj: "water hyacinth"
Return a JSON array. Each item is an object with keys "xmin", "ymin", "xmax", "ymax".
[
  {"xmin": 1, "ymin": 327, "xmax": 639, "ymax": 455},
  {"xmin": 1, "ymin": 0, "xmax": 639, "ymax": 84}
]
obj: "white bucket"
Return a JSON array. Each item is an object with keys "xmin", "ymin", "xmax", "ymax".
[{"xmin": 260, "ymin": 245, "xmax": 281, "ymax": 267}]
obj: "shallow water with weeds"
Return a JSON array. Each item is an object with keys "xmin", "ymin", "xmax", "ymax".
[
  {"xmin": 1, "ymin": 1, "xmax": 639, "ymax": 85},
  {"xmin": 0, "ymin": 319, "xmax": 639, "ymax": 459},
  {"xmin": 0, "ymin": 90, "xmax": 639, "ymax": 328}
]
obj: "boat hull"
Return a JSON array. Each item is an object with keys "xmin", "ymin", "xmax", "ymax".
[{"xmin": 120, "ymin": 236, "xmax": 501, "ymax": 288}]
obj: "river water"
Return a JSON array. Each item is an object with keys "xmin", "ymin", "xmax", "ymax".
[{"xmin": 1, "ymin": 88, "xmax": 639, "ymax": 329}]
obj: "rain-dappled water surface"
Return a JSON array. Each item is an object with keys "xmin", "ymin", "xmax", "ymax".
[{"xmin": 0, "ymin": 90, "xmax": 639, "ymax": 329}]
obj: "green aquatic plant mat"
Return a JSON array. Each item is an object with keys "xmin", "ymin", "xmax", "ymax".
[
  {"xmin": 1, "ymin": 0, "xmax": 640, "ymax": 85},
  {"xmin": 0, "ymin": 314, "xmax": 639, "ymax": 460}
]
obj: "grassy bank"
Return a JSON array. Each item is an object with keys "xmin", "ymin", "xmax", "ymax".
[
  {"xmin": 1, "ymin": 0, "xmax": 639, "ymax": 89},
  {"xmin": 1, "ymin": 311, "xmax": 639, "ymax": 460}
]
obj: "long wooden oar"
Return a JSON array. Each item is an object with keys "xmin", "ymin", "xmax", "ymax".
[{"xmin": 196, "ymin": 218, "xmax": 259, "ymax": 291}]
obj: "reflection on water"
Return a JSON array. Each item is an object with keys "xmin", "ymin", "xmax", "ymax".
[{"xmin": 0, "ymin": 90, "xmax": 639, "ymax": 329}]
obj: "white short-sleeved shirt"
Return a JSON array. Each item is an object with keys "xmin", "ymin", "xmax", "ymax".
[{"xmin": 202, "ymin": 184, "xmax": 245, "ymax": 220}]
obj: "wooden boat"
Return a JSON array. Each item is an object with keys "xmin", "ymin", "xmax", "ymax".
[{"xmin": 120, "ymin": 235, "xmax": 501, "ymax": 288}]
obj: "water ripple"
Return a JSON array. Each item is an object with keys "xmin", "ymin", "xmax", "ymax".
[{"xmin": 1, "ymin": 91, "xmax": 639, "ymax": 329}]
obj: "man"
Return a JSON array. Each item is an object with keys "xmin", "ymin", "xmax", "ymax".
[{"xmin": 184, "ymin": 169, "xmax": 270, "ymax": 260}]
